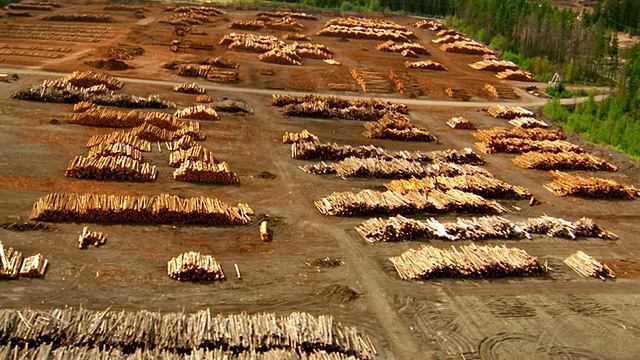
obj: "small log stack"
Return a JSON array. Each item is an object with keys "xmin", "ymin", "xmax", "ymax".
[
  {"xmin": 289, "ymin": 43, "xmax": 333, "ymax": 60},
  {"xmin": 390, "ymin": 243, "xmax": 546, "ymax": 280},
  {"xmin": 174, "ymin": 105, "xmax": 219, "ymax": 121},
  {"xmin": 271, "ymin": 94, "xmax": 408, "ymax": 114},
  {"xmin": 65, "ymin": 155, "xmax": 157, "ymax": 182},
  {"xmin": 167, "ymin": 251, "xmax": 225, "ymax": 281},
  {"xmin": 207, "ymin": 70, "xmax": 239, "ymax": 83},
  {"xmin": 0, "ymin": 241, "xmax": 22, "ymax": 279},
  {"xmin": 169, "ymin": 144, "xmax": 216, "ymax": 167},
  {"xmin": 229, "ymin": 20, "xmax": 265, "ymax": 30},
  {"xmin": 487, "ymin": 105, "xmax": 534, "ymax": 119},
  {"xmin": 302, "ymin": 157, "xmax": 427, "ymax": 179},
  {"xmin": 447, "ymin": 116, "xmax": 473, "ymax": 129},
  {"xmin": 173, "ymin": 160, "xmax": 240, "ymax": 184},
  {"xmin": 496, "ymin": 69, "xmax": 535, "ymax": 81},
  {"xmin": 266, "ymin": 16, "xmax": 305, "ymax": 32},
  {"xmin": 18, "ymin": 254, "xmax": 48, "ymax": 278},
  {"xmin": 509, "ymin": 117, "xmax": 548, "ymax": 128},
  {"xmin": 563, "ymin": 251, "xmax": 616, "ymax": 279},
  {"xmin": 196, "ymin": 94, "xmax": 212, "ymax": 103},
  {"xmin": 173, "ymin": 83, "xmax": 206, "ymax": 94},
  {"xmin": 78, "ymin": 226, "xmax": 107, "ymax": 249},
  {"xmin": 260, "ymin": 220, "xmax": 269, "ymax": 241},
  {"xmin": 283, "ymin": 33, "xmax": 311, "ymax": 40},
  {"xmin": 282, "ymin": 129, "xmax": 319, "ymax": 144},
  {"xmin": 376, "ymin": 40, "xmax": 428, "ymax": 55},
  {"xmin": 513, "ymin": 151, "xmax": 619, "ymax": 171},
  {"xmin": 405, "ymin": 60, "xmax": 447, "ymax": 71},
  {"xmin": 439, "ymin": 41, "xmax": 494, "ymax": 55},
  {"xmin": 362, "ymin": 113, "xmax": 435, "ymax": 142},
  {"xmin": 86, "ymin": 131, "xmax": 152, "ymax": 151},
  {"xmin": 258, "ymin": 48, "xmax": 302, "ymax": 66},
  {"xmin": 543, "ymin": 170, "xmax": 639, "ymax": 199},
  {"xmin": 131, "ymin": 122, "xmax": 176, "ymax": 142},
  {"xmin": 432, "ymin": 34, "xmax": 469, "ymax": 45},
  {"xmin": 468, "ymin": 59, "xmax": 520, "ymax": 72},
  {"xmin": 445, "ymin": 88, "xmax": 472, "ymax": 101}
]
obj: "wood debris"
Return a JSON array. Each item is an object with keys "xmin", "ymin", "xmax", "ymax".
[
  {"xmin": 513, "ymin": 151, "xmax": 619, "ymax": 171},
  {"xmin": 543, "ymin": 170, "xmax": 639, "ymax": 199},
  {"xmin": 487, "ymin": 105, "xmax": 534, "ymax": 119},
  {"xmin": 173, "ymin": 82, "xmax": 206, "ymax": 94},
  {"xmin": 257, "ymin": 11, "xmax": 318, "ymax": 20},
  {"xmin": 474, "ymin": 126, "xmax": 566, "ymax": 142},
  {"xmin": 389, "ymin": 69, "xmax": 421, "ymax": 98},
  {"xmin": 168, "ymin": 251, "xmax": 225, "ymax": 281},
  {"xmin": 563, "ymin": 251, "xmax": 616, "ymax": 279},
  {"xmin": 376, "ymin": 40, "xmax": 428, "ymax": 55},
  {"xmin": 266, "ymin": 16, "xmax": 305, "ymax": 32},
  {"xmin": 173, "ymin": 160, "xmax": 239, "ymax": 184},
  {"xmin": 447, "ymin": 116, "xmax": 473, "ymax": 129},
  {"xmin": 350, "ymin": 68, "xmax": 392, "ymax": 93},
  {"xmin": 363, "ymin": 112, "xmax": 435, "ymax": 141},
  {"xmin": 390, "ymin": 243, "xmax": 546, "ymax": 280},
  {"xmin": 317, "ymin": 17, "xmax": 415, "ymax": 42},
  {"xmin": 174, "ymin": 105, "xmax": 219, "ymax": 120},
  {"xmin": 65, "ymin": 155, "xmax": 157, "ymax": 182},
  {"xmin": 315, "ymin": 188, "xmax": 506, "ymax": 217},
  {"xmin": 324, "ymin": 59, "xmax": 341, "ymax": 65},
  {"xmin": 283, "ymin": 129, "xmax": 319, "ymax": 144},
  {"xmin": 78, "ymin": 226, "xmax": 107, "ymax": 249},
  {"xmin": 496, "ymin": 69, "xmax": 536, "ymax": 81},
  {"xmin": 485, "ymin": 83, "xmax": 518, "ymax": 99},
  {"xmin": 31, "ymin": 193, "xmax": 254, "ymax": 225},
  {"xmin": 509, "ymin": 117, "xmax": 548, "ymax": 128},
  {"xmin": 18, "ymin": 254, "xmax": 48, "ymax": 278},
  {"xmin": 405, "ymin": 60, "xmax": 447, "ymax": 71}
]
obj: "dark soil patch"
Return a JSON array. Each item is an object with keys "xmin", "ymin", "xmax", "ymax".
[{"xmin": 85, "ymin": 58, "xmax": 133, "ymax": 71}]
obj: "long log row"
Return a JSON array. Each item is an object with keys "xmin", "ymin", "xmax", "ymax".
[
  {"xmin": 473, "ymin": 126, "xmax": 566, "ymax": 142},
  {"xmin": 317, "ymin": 16, "xmax": 415, "ymax": 42},
  {"xmin": 86, "ymin": 131, "xmax": 152, "ymax": 151},
  {"xmin": 485, "ymin": 83, "xmax": 518, "ymax": 99},
  {"xmin": 42, "ymin": 13, "xmax": 115, "ymax": 23},
  {"xmin": 496, "ymin": 69, "xmax": 536, "ymax": 81},
  {"xmin": 174, "ymin": 105, "xmax": 220, "ymax": 121},
  {"xmin": 487, "ymin": 105, "xmax": 534, "ymax": 119},
  {"xmin": 173, "ymin": 82, "xmax": 206, "ymax": 94},
  {"xmin": 468, "ymin": 59, "xmax": 520, "ymax": 72},
  {"xmin": 314, "ymin": 188, "xmax": 507, "ymax": 217},
  {"xmin": 405, "ymin": 60, "xmax": 448, "ymax": 71},
  {"xmin": 362, "ymin": 112, "xmax": 435, "ymax": 141},
  {"xmin": 257, "ymin": 10, "xmax": 318, "ymax": 20},
  {"xmin": 220, "ymin": 32, "xmax": 285, "ymax": 52},
  {"xmin": 229, "ymin": 19, "xmax": 265, "ymax": 30},
  {"xmin": 87, "ymin": 142, "xmax": 143, "ymax": 160},
  {"xmin": 508, "ymin": 117, "xmax": 549, "ymax": 128},
  {"xmin": 474, "ymin": 138, "xmax": 584, "ymax": 154},
  {"xmin": 439, "ymin": 40, "xmax": 494, "ymax": 54},
  {"xmin": 63, "ymin": 70, "xmax": 124, "ymax": 89},
  {"xmin": 169, "ymin": 144, "xmax": 216, "ymax": 167},
  {"xmin": 292, "ymin": 140, "xmax": 484, "ymax": 164},
  {"xmin": 288, "ymin": 42, "xmax": 334, "ymax": 60},
  {"xmin": 259, "ymin": 47, "xmax": 302, "ymax": 65},
  {"xmin": 168, "ymin": 251, "xmax": 225, "ymax": 281},
  {"xmin": 563, "ymin": 250, "xmax": 616, "ymax": 279},
  {"xmin": 356, "ymin": 215, "xmax": 618, "ymax": 243},
  {"xmin": 432, "ymin": 34, "xmax": 469, "ymax": 45},
  {"xmin": 0, "ymin": 308, "xmax": 376, "ymax": 359},
  {"xmin": 78, "ymin": 226, "xmax": 107, "ymax": 249},
  {"xmin": 376, "ymin": 40, "xmax": 428, "ymax": 55},
  {"xmin": 271, "ymin": 94, "xmax": 408, "ymax": 114},
  {"xmin": 65, "ymin": 155, "xmax": 157, "ymax": 182},
  {"xmin": 543, "ymin": 170, "xmax": 639, "ymax": 199},
  {"xmin": 30, "ymin": 193, "xmax": 254, "ymax": 225},
  {"xmin": 66, "ymin": 106, "xmax": 145, "ymax": 127},
  {"xmin": 512, "ymin": 151, "xmax": 619, "ymax": 171},
  {"xmin": 389, "ymin": 243, "xmax": 546, "ymax": 280},
  {"xmin": 302, "ymin": 157, "xmax": 428, "ymax": 179},
  {"xmin": 195, "ymin": 94, "xmax": 212, "ymax": 103},
  {"xmin": 173, "ymin": 160, "xmax": 240, "ymax": 184},
  {"xmin": 385, "ymin": 173, "xmax": 531, "ymax": 199}
]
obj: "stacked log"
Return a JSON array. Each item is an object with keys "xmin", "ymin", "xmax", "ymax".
[
  {"xmin": 266, "ymin": 16, "xmax": 305, "ymax": 31},
  {"xmin": 42, "ymin": 14, "xmax": 114, "ymax": 23},
  {"xmin": 87, "ymin": 143, "xmax": 142, "ymax": 160},
  {"xmin": 401, "ymin": 49, "xmax": 418, "ymax": 57},
  {"xmin": 437, "ymin": 29, "xmax": 461, "ymax": 36},
  {"xmin": 173, "ymin": 83, "xmax": 206, "ymax": 94},
  {"xmin": 413, "ymin": 19, "xmax": 444, "ymax": 31},
  {"xmin": 257, "ymin": 11, "xmax": 318, "ymax": 20},
  {"xmin": 474, "ymin": 126, "xmax": 566, "ymax": 142},
  {"xmin": 543, "ymin": 170, "xmax": 639, "ymax": 199},
  {"xmin": 376, "ymin": 40, "xmax": 428, "ymax": 55},
  {"xmin": 469, "ymin": 59, "xmax": 520, "ymax": 72},
  {"xmin": 63, "ymin": 70, "xmax": 124, "ymax": 89},
  {"xmin": 317, "ymin": 17, "xmax": 415, "ymax": 42},
  {"xmin": 496, "ymin": 69, "xmax": 535, "ymax": 81},
  {"xmin": 484, "ymin": 83, "xmax": 518, "ymax": 99},
  {"xmin": 165, "ymin": 136, "xmax": 196, "ymax": 151},
  {"xmin": 0, "ymin": 242, "xmax": 22, "ymax": 279},
  {"xmin": 475, "ymin": 138, "xmax": 584, "ymax": 154},
  {"xmin": 389, "ymin": 243, "xmax": 545, "ymax": 280},
  {"xmin": 314, "ymin": 188, "xmax": 507, "ymax": 217},
  {"xmin": 86, "ymin": 131, "xmax": 152, "ymax": 151},
  {"xmin": 362, "ymin": 113, "xmax": 435, "ymax": 141},
  {"xmin": 18, "ymin": 254, "xmax": 48, "ymax": 278},
  {"xmin": 199, "ymin": 56, "xmax": 240, "ymax": 69},
  {"xmin": 357, "ymin": 215, "xmax": 618, "ymax": 243},
  {"xmin": 271, "ymin": 94, "xmax": 408, "ymax": 114},
  {"xmin": 220, "ymin": 32, "xmax": 284, "ymax": 52},
  {"xmin": 196, "ymin": 94, "xmax": 212, "ymax": 103},
  {"xmin": 445, "ymin": 88, "xmax": 472, "ymax": 100},
  {"xmin": 209, "ymin": 99, "xmax": 253, "ymax": 113},
  {"xmin": 289, "ymin": 42, "xmax": 333, "ymax": 60},
  {"xmin": 389, "ymin": 69, "xmax": 421, "ymax": 98},
  {"xmin": 385, "ymin": 173, "xmax": 531, "ymax": 199},
  {"xmin": 273, "ymin": 94, "xmax": 405, "ymax": 121},
  {"xmin": 513, "ymin": 152, "xmax": 619, "ymax": 171},
  {"xmin": 168, "ymin": 251, "xmax": 225, "ymax": 281},
  {"xmin": 282, "ymin": 129, "xmax": 319, "ymax": 143},
  {"xmin": 440, "ymin": 41, "xmax": 494, "ymax": 55},
  {"xmin": 78, "ymin": 226, "xmax": 107, "ymax": 249},
  {"xmin": 30, "ymin": 193, "xmax": 254, "ymax": 225},
  {"xmin": 432, "ymin": 34, "xmax": 469, "ymax": 45},
  {"xmin": 487, "ymin": 105, "xmax": 534, "ymax": 119},
  {"xmin": 66, "ymin": 107, "xmax": 143, "ymax": 127},
  {"xmin": 350, "ymin": 68, "xmax": 392, "ymax": 93},
  {"xmin": 509, "ymin": 117, "xmax": 548, "ymax": 128},
  {"xmin": 302, "ymin": 157, "xmax": 427, "ymax": 179},
  {"xmin": 65, "ymin": 155, "xmax": 157, "ymax": 182},
  {"xmin": 405, "ymin": 60, "xmax": 447, "ymax": 71},
  {"xmin": 563, "ymin": 251, "xmax": 616, "ymax": 279},
  {"xmin": 174, "ymin": 105, "xmax": 219, "ymax": 121},
  {"xmin": 206, "ymin": 70, "xmax": 238, "ymax": 83},
  {"xmin": 174, "ymin": 160, "xmax": 239, "ymax": 184},
  {"xmin": 447, "ymin": 116, "xmax": 473, "ymax": 129},
  {"xmin": 229, "ymin": 20, "xmax": 265, "ymax": 30},
  {"xmin": 284, "ymin": 33, "xmax": 311, "ymax": 40},
  {"xmin": 258, "ymin": 48, "xmax": 302, "ymax": 65},
  {"xmin": 131, "ymin": 122, "xmax": 176, "ymax": 141},
  {"xmin": 169, "ymin": 144, "xmax": 216, "ymax": 167}
]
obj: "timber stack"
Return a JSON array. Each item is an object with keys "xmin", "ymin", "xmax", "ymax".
[
  {"xmin": 173, "ymin": 82, "xmax": 206, "ymax": 94},
  {"xmin": 173, "ymin": 160, "xmax": 240, "ymax": 184},
  {"xmin": 289, "ymin": 43, "xmax": 333, "ymax": 60},
  {"xmin": 283, "ymin": 32, "xmax": 311, "ymax": 40},
  {"xmin": 468, "ymin": 59, "xmax": 519, "ymax": 72},
  {"xmin": 30, "ymin": 193, "xmax": 254, "ymax": 225},
  {"xmin": 78, "ymin": 226, "xmax": 107, "ymax": 249},
  {"xmin": 487, "ymin": 105, "xmax": 534, "ymax": 119},
  {"xmin": 272, "ymin": 93, "xmax": 405, "ymax": 121},
  {"xmin": 42, "ymin": 13, "xmax": 114, "ymax": 23},
  {"xmin": 259, "ymin": 47, "xmax": 302, "ymax": 65},
  {"xmin": 389, "ymin": 70, "xmax": 421, "ymax": 98},
  {"xmin": 196, "ymin": 94, "xmax": 212, "ymax": 103},
  {"xmin": 519, "ymin": 215, "xmax": 618, "ymax": 240},
  {"xmin": 169, "ymin": 144, "xmax": 216, "ymax": 167},
  {"xmin": 63, "ymin": 70, "xmax": 124, "ymax": 89},
  {"xmin": 509, "ymin": 117, "xmax": 548, "ymax": 128},
  {"xmin": 439, "ymin": 40, "xmax": 494, "ymax": 55},
  {"xmin": 513, "ymin": 151, "xmax": 619, "ymax": 171},
  {"xmin": 65, "ymin": 155, "xmax": 157, "ymax": 182},
  {"xmin": 282, "ymin": 129, "xmax": 319, "ymax": 143},
  {"xmin": 496, "ymin": 69, "xmax": 535, "ymax": 81},
  {"xmin": 131, "ymin": 122, "xmax": 177, "ymax": 141},
  {"xmin": 376, "ymin": 40, "xmax": 428, "ymax": 55},
  {"xmin": 301, "ymin": 157, "xmax": 427, "ymax": 179},
  {"xmin": 413, "ymin": 19, "xmax": 444, "ymax": 31},
  {"xmin": 0, "ymin": 242, "xmax": 22, "ymax": 279},
  {"xmin": 175, "ymin": 105, "xmax": 219, "ymax": 120},
  {"xmin": 543, "ymin": 170, "xmax": 639, "ymax": 199},
  {"xmin": 405, "ymin": 60, "xmax": 447, "ymax": 71},
  {"xmin": 475, "ymin": 139, "xmax": 583, "ymax": 154},
  {"xmin": 563, "ymin": 250, "xmax": 616, "ymax": 279},
  {"xmin": 86, "ymin": 131, "xmax": 152, "ymax": 151},
  {"xmin": 314, "ymin": 188, "xmax": 507, "ymax": 217},
  {"xmin": 432, "ymin": 34, "xmax": 469, "ymax": 44},
  {"xmin": 0, "ymin": 308, "xmax": 376, "ymax": 359},
  {"xmin": 390, "ymin": 243, "xmax": 546, "ymax": 280},
  {"xmin": 317, "ymin": 16, "xmax": 415, "ymax": 42},
  {"xmin": 167, "ymin": 251, "xmax": 225, "ymax": 281},
  {"xmin": 484, "ymin": 83, "xmax": 518, "ymax": 99},
  {"xmin": 447, "ymin": 116, "xmax": 474, "ymax": 129},
  {"xmin": 473, "ymin": 126, "xmax": 566, "ymax": 142},
  {"xmin": 362, "ymin": 113, "xmax": 435, "ymax": 141},
  {"xmin": 18, "ymin": 254, "xmax": 48, "ymax": 278}
]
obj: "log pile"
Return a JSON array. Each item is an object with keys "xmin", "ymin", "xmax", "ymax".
[
  {"xmin": 0, "ymin": 308, "xmax": 376, "ymax": 359},
  {"xmin": 509, "ymin": 117, "xmax": 548, "ymax": 128},
  {"xmin": 0, "ymin": 241, "xmax": 22, "ymax": 279},
  {"xmin": 487, "ymin": 105, "xmax": 535, "ymax": 119},
  {"xmin": 283, "ymin": 33, "xmax": 311, "ymax": 40},
  {"xmin": 206, "ymin": 69, "xmax": 238, "ymax": 83},
  {"xmin": 257, "ymin": 11, "xmax": 318, "ymax": 20},
  {"xmin": 484, "ymin": 83, "xmax": 518, "ymax": 99},
  {"xmin": 42, "ymin": 14, "xmax": 115, "ymax": 23},
  {"xmin": 432, "ymin": 34, "xmax": 469, "ymax": 45},
  {"xmin": 440, "ymin": 41, "xmax": 494, "ymax": 55},
  {"xmin": 169, "ymin": 144, "xmax": 216, "ymax": 167},
  {"xmin": 469, "ymin": 59, "xmax": 520, "ymax": 72},
  {"xmin": 289, "ymin": 42, "xmax": 333, "ymax": 60},
  {"xmin": 229, "ymin": 20, "xmax": 265, "ymax": 30},
  {"xmin": 473, "ymin": 126, "xmax": 566, "ymax": 142},
  {"xmin": 220, "ymin": 32, "xmax": 284, "ymax": 52},
  {"xmin": 314, "ymin": 188, "xmax": 506, "ymax": 217},
  {"xmin": 63, "ymin": 70, "xmax": 124, "ymax": 89},
  {"xmin": 519, "ymin": 215, "xmax": 618, "ymax": 240},
  {"xmin": 350, "ymin": 68, "xmax": 392, "ymax": 93},
  {"xmin": 167, "ymin": 251, "xmax": 225, "ymax": 281},
  {"xmin": 78, "ymin": 226, "xmax": 107, "ymax": 249},
  {"xmin": 165, "ymin": 135, "xmax": 196, "ymax": 151},
  {"xmin": 445, "ymin": 88, "xmax": 472, "ymax": 101},
  {"xmin": 7, "ymin": 3, "xmax": 56, "ymax": 11},
  {"xmin": 196, "ymin": 94, "xmax": 212, "ymax": 103},
  {"xmin": 328, "ymin": 83, "xmax": 357, "ymax": 92},
  {"xmin": 66, "ymin": 106, "xmax": 144, "ymax": 127},
  {"xmin": 543, "ymin": 170, "xmax": 639, "ymax": 199},
  {"xmin": 18, "ymin": 254, "xmax": 48, "ymax": 278},
  {"xmin": 563, "ymin": 251, "xmax": 616, "ymax": 279},
  {"xmin": 413, "ymin": 19, "xmax": 444, "ymax": 31},
  {"xmin": 513, "ymin": 151, "xmax": 619, "ymax": 171},
  {"xmin": 283, "ymin": 129, "xmax": 319, "ymax": 143},
  {"xmin": 174, "ymin": 105, "xmax": 219, "ymax": 120},
  {"xmin": 362, "ymin": 112, "xmax": 435, "ymax": 141},
  {"xmin": 302, "ymin": 157, "xmax": 427, "ymax": 179},
  {"xmin": 107, "ymin": 44, "xmax": 144, "ymax": 60},
  {"xmin": 389, "ymin": 69, "xmax": 421, "ymax": 98},
  {"xmin": 273, "ymin": 94, "xmax": 405, "ymax": 121},
  {"xmin": 65, "ymin": 155, "xmax": 157, "ymax": 182},
  {"xmin": 447, "ymin": 116, "xmax": 473, "ymax": 129},
  {"xmin": 376, "ymin": 40, "xmax": 428, "ymax": 55},
  {"xmin": 131, "ymin": 122, "xmax": 176, "ymax": 141},
  {"xmin": 405, "ymin": 60, "xmax": 447, "ymax": 71},
  {"xmin": 475, "ymin": 138, "xmax": 584, "ymax": 154},
  {"xmin": 199, "ymin": 56, "xmax": 240, "ymax": 68},
  {"xmin": 389, "ymin": 243, "xmax": 546, "ymax": 280},
  {"xmin": 259, "ymin": 47, "xmax": 302, "ymax": 65},
  {"xmin": 30, "ymin": 193, "xmax": 254, "ymax": 225},
  {"xmin": 317, "ymin": 17, "xmax": 415, "ymax": 42},
  {"xmin": 173, "ymin": 82, "xmax": 206, "ymax": 94},
  {"xmin": 272, "ymin": 94, "xmax": 408, "ymax": 114},
  {"xmin": 174, "ymin": 160, "xmax": 239, "ymax": 184},
  {"xmin": 86, "ymin": 131, "xmax": 152, "ymax": 151},
  {"xmin": 385, "ymin": 173, "xmax": 531, "ymax": 199},
  {"xmin": 266, "ymin": 16, "xmax": 305, "ymax": 32},
  {"xmin": 496, "ymin": 69, "xmax": 535, "ymax": 82}
]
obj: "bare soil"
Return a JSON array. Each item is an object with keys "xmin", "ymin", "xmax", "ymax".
[{"xmin": 1, "ymin": 2, "xmax": 640, "ymax": 359}]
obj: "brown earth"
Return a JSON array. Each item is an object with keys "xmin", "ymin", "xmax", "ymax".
[{"xmin": 1, "ymin": 2, "xmax": 640, "ymax": 360}]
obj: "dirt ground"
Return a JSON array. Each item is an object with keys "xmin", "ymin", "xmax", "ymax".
[{"xmin": 1, "ymin": 2, "xmax": 640, "ymax": 359}]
